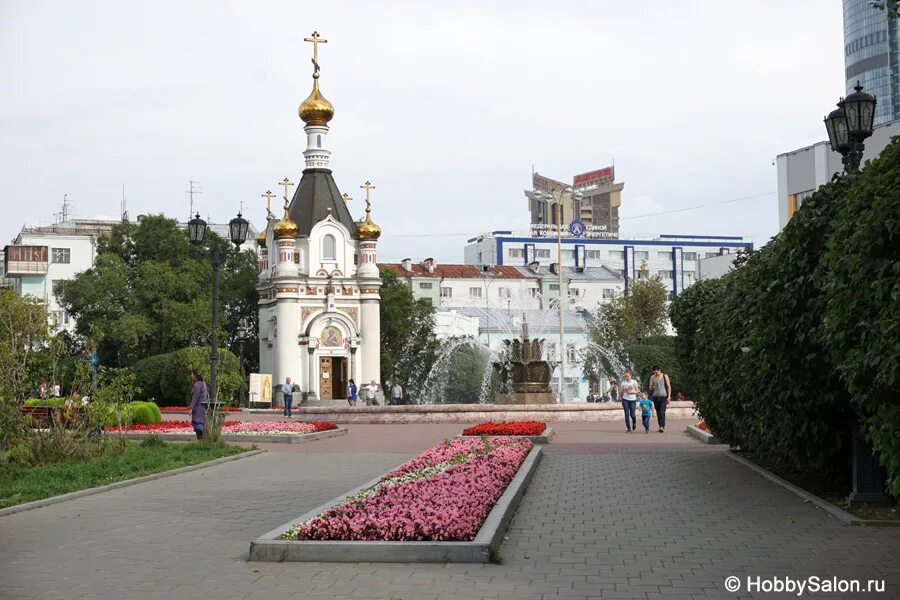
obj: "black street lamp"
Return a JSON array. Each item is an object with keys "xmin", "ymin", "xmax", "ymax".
[
  {"xmin": 822, "ymin": 84, "xmax": 887, "ymax": 507},
  {"xmin": 188, "ymin": 212, "xmax": 250, "ymax": 415},
  {"xmin": 824, "ymin": 81, "xmax": 876, "ymax": 173}
]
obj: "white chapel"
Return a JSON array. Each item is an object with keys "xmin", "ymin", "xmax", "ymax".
[{"xmin": 257, "ymin": 31, "xmax": 382, "ymax": 403}]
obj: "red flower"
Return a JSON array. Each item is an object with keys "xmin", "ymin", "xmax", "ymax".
[{"xmin": 462, "ymin": 421, "xmax": 546, "ymax": 436}]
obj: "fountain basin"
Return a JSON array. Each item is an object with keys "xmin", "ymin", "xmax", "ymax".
[{"xmin": 281, "ymin": 401, "xmax": 696, "ymax": 424}]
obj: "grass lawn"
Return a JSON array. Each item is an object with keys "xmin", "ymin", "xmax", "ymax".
[{"xmin": 0, "ymin": 439, "xmax": 247, "ymax": 509}]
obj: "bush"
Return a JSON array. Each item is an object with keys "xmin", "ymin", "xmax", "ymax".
[
  {"xmin": 623, "ymin": 336, "xmax": 682, "ymax": 394},
  {"xmin": 823, "ymin": 138, "xmax": 900, "ymax": 496},
  {"xmin": 128, "ymin": 402, "xmax": 156, "ymax": 425},
  {"xmin": 670, "ymin": 173, "xmax": 856, "ymax": 477},
  {"xmin": 133, "ymin": 347, "xmax": 243, "ymax": 406}
]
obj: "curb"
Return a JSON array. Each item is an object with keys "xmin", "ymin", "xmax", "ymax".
[
  {"xmin": 686, "ymin": 424, "xmax": 720, "ymax": 444},
  {"xmin": 108, "ymin": 427, "xmax": 348, "ymax": 444},
  {"xmin": 724, "ymin": 451, "xmax": 900, "ymax": 527},
  {"xmin": 0, "ymin": 449, "xmax": 264, "ymax": 518},
  {"xmin": 249, "ymin": 445, "xmax": 543, "ymax": 562}
]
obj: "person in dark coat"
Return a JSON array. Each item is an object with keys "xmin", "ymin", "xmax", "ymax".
[{"xmin": 190, "ymin": 369, "xmax": 207, "ymax": 440}]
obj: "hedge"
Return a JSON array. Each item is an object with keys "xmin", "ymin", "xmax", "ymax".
[
  {"xmin": 670, "ymin": 137, "xmax": 900, "ymax": 497},
  {"xmin": 823, "ymin": 138, "xmax": 900, "ymax": 495},
  {"xmin": 133, "ymin": 346, "xmax": 243, "ymax": 406}
]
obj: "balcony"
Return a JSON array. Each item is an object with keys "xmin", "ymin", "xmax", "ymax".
[{"xmin": 4, "ymin": 245, "xmax": 49, "ymax": 276}]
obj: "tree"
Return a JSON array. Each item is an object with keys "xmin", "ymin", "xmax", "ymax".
[
  {"xmin": 379, "ymin": 268, "xmax": 438, "ymax": 401},
  {"xmin": 583, "ymin": 275, "xmax": 669, "ymax": 380},
  {"xmin": 0, "ymin": 290, "xmax": 50, "ymax": 400},
  {"xmin": 56, "ymin": 215, "xmax": 259, "ymax": 373}
]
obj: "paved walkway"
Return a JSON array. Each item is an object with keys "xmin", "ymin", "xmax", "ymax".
[{"xmin": 2, "ymin": 420, "xmax": 899, "ymax": 599}]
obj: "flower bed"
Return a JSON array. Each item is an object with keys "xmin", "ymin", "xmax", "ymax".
[
  {"xmin": 462, "ymin": 421, "xmax": 546, "ymax": 436},
  {"xmin": 282, "ymin": 437, "xmax": 532, "ymax": 542},
  {"xmin": 159, "ymin": 406, "xmax": 242, "ymax": 413},
  {"xmin": 106, "ymin": 421, "xmax": 337, "ymax": 435}
]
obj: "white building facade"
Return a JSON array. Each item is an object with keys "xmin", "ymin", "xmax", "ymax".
[
  {"xmin": 776, "ymin": 118, "xmax": 899, "ymax": 230},
  {"xmin": 464, "ymin": 231, "xmax": 751, "ymax": 301},
  {"xmin": 256, "ymin": 37, "xmax": 382, "ymax": 404}
]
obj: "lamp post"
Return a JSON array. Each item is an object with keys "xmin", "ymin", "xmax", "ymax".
[
  {"xmin": 532, "ymin": 185, "xmax": 583, "ymax": 403},
  {"xmin": 188, "ymin": 211, "xmax": 249, "ymax": 415},
  {"xmin": 822, "ymin": 83, "xmax": 887, "ymax": 508},
  {"xmin": 824, "ymin": 81, "xmax": 876, "ymax": 173}
]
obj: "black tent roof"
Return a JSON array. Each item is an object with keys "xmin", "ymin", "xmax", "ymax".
[{"xmin": 287, "ymin": 168, "xmax": 359, "ymax": 238}]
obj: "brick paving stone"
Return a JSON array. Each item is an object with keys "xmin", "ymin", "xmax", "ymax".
[{"xmin": 1, "ymin": 420, "xmax": 899, "ymax": 599}]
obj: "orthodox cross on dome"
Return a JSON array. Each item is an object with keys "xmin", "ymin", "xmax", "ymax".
[
  {"xmin": 360, "ymin": 180, "xmax": 375, "ymax": 212},
  {"xmin": 303, "ymin": 31, "xmax": 328, "ymax": 77},
  {"xmin": 261, "ymin": 190, "xmax": 276, "ymax": 218},
  {"xmin": 341, "ymin": 193, "xmax": 351, "ymax": 204},
  {"xmin": 279, "ymin": 178, "xmax": 295, "ymax": 202}
]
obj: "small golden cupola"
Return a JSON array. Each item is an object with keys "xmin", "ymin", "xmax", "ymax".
[
  {"xmin": 256, "ymin": 228, "xmax": 267, "ymax": 248},
  {"xmin": 273, "ymin": 199, "xmax": 299, "ymax": 239},
  {"xmin": 298, "ymin": 31, "xmax": 334, "ymax": 127},
  {"xmin": 357, "ymin": 180, "xmax": 381, "ymax": 241}
]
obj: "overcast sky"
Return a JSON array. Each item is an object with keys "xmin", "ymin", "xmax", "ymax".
[{"xmin": 1, "ymin": 1, "xmax": 844, "ymax": 263}]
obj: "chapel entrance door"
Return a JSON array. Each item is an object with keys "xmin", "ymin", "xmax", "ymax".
[
  {"xmin": 331, "ymin": 357, "xmax": 347, "ymax": 400},
  {"xmin": 319, "ymin": 357, "xmax": 333, "ymax": 399}
]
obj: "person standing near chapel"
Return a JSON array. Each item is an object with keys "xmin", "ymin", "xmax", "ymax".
[
  {"xmin": 189, "ymin": 369, "xmax": 207, "ymax": 440},
  {"xmin": 619, "ymin": 369, "xmax": 640, "ymax": 433},
  {"xmin": 347, "ymin": 379, "xmax": 358, "ymax": 407},
  {"xmin": 390, "ymin": 381, "xmax": 403, "ymax": 406},
  {"xmin": 648, "ymin": 366, "xmax": 671, "ymax": 433},
  {"xmin": 363, "ymin": 380, "xmax": 379, "ymax": 406},
  {"xmin": 281, "ymin": 377, "xmax": 294, "ymax": 418}
]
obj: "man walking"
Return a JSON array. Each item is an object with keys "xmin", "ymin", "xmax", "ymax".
[
  {"xmin": 648, "ymin": 366, "xmax": 671, "ymax": 433},
  {"xmin": 363, "ymin": 380, "xmax": 380, "ymax": 406},
  {"xmin": 390, "ymin": 381, "xmax": 404, "ymax": 406},
  {"xmin": 281, "ymin": 377, "xmax": 294, "ymax": 418}
]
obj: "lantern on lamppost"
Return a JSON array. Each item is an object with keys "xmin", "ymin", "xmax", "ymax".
[{"xmin": 824, "ymin": 82, "xmax": 876, "ymax": 173}]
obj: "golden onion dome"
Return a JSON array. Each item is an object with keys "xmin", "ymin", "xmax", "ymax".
[
  {"xmin": 357, "ymin": 212, "xmax": 381, "ymax": 241},
  {"xmin": 298, "ymin": 79, "xmax": 334, "ymax": 126},
  {"xmin": 273, "ymin": 216, "xmax": 298, "ymax": 239},
  {"xmin": 256, "ymin": 228, "xmax": 267, "ymax": 248},
  {"xmin": 273, "ymin": 199, "xmax": 298, "ymax": 239}
]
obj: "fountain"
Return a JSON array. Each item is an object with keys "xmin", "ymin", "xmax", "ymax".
[{"xmin": 492, "ymin": 314, "xmax": 557, "ymax": 405}]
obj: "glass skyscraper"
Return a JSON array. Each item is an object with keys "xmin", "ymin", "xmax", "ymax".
[{"xmin": 844, "ymin": 0, "xmax": 900, "ymax": 125}]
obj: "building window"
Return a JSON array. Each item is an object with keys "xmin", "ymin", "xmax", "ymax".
[
  {"xmin": 549, "ymin": 283, "xmax": 559, "ymax": 291},
  {"xmin": 608, "ymin": 250, "xmax": 625, "ymax": 260},
  {"xmin": 566, "ymin": 344, "xmax": 576, "ymax": 363},
  {"xmin": 354, "ymin": 254, "xmax": 359, "ymax": 265},
  {"xmin": 535, "ymin": 249, "xmax": 551, "ymax": 259},
  {"xmin": 419, "ymin": 282, "xmax": 433, "ymax": 289},
  {"xmin": 529, "ymin": 288, "xmax": 539, "ymax": 298},
  {"xmin": 658, "ymin": 270, "xmax": 674, "ymax": 279},
  {"xmin": 420, "ymin": 297, "xmax": 433, "ymax": 306},
  {"xmin": 509, "ymin": 248, "xmax": 524, "ymax": 258},
  {"xmin": 636, "ymin": 251, "xmax": 649, "ymax": 260},
  {"xmin": 683, "ymin": 252, "xmax": 697, "ymax": 261},
  {"xmin": 498, "ymin": 287, "xmax": 510, "ymax": 298},
  {"xmin": 569, "ymin": 288, "xmax": 581, "ymax": 298},
  {"xmin": 469, "ymin": 287, "xmax": 482, "ymax": 298},
  {"xmin": 547, "ymin": 343, "xmax": 557, "ymax": 360},
  {"xmin": 705, "ymin": 252, "xmax": 719, "ymax": 259},
  {"xmin": 440, "ymin": 287, "xmax": 452, "ymax": 298},
  {"xmin": 602, "ymin": 288, "xmax": 615, "ymax": 299},
  {"xmin": 795, "ymin": 189, "xmax": 813, "ymax": 209},
  {"xmin": 322, "ymin": 235, "xmax": 336, "ymax": 260},
  {"xmin": 586, "ymin": 250, "xmax": 602, "ymax": 259},
  {"xmin": 657, "ymin": 251, "xmax": 671, "ymax": 260},
  {"xmin": 51, "ymin": 248, "xmax": 70, "ymax": 264}
]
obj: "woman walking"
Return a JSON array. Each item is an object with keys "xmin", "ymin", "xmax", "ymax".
[
  {"xmin": 648, "ymin": 366, "xmax": 671, "ymax": 433},
  {"xmin": 347, "ymin": 378, "xmax": 358, "ymax": 407},
  {"xmin": 190, "ymin": 369, "xmax": 207, "ymax": 440},
  {"xmin": 620, "ymin": 369, "xmax": 640, "ymax": 433}
]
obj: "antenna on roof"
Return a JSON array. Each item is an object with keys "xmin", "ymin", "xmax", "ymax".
[
  {"xmin": 121, "ymin": 184, "xmax": 128, "ymax": 222},
  {"xmin": 185, "ymin": 180, "xmax": 203, "ymax": 219},
  {"xmin": 57, "ymin": 194, "xmax": 74, "ymax": 223}
]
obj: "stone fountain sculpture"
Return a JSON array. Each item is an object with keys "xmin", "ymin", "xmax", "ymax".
[{"xmin": 493, "ymin": 315, "xmax": 557, "ymax": 405}]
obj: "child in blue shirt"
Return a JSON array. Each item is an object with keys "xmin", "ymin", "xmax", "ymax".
[{"xmin": 639, "ymin": 392, "xmax": 654, "ymax": 434}]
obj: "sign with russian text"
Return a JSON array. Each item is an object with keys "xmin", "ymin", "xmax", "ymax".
[{"xmin": 573, "ymin": 166, "xmax": 615, "ymax": 188}]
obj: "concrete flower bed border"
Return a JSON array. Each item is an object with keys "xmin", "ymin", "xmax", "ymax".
[
  {"xmin": 108, "ymin": 427, "xmax": 348, "ymax": 445},
  {"xmin": 686, "ymin": 424, "xmax": 720, "ymax": 444},
  {"xmin": 460, "ymin": 426, "xmax": 555, "ymax": 445},
  {"xmin": 249, "ymin": 445, "xmax": 543, "ymax": 563}
]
